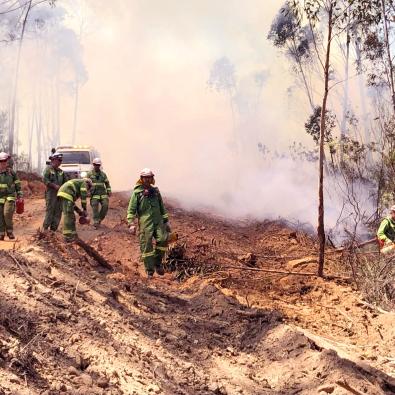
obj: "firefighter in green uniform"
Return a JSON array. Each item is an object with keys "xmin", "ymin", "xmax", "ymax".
[
  {"xmin": 377, "ymin": 205, "xmax": 395, "ymax": 247},
  {"xmin": 57, "ymin": 178, "xmax": 92, "ymax": 241},
  {"xmin": 0, "ymin": 152, "xmax": 22, "ymax": 240},
  {"xmin": 127, "ymin": 168, "xmax": 170, "ymax": 277},
  {"xmin": 42, "ymin": 152, "xmax": 68, "ymax": 231},
  {"xmin": 87, "ymin": 158, "xmax": 111, "ymax": 229}
]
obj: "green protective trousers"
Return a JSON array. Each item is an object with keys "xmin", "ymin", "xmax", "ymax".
[
  {"xmin": 43, "ymin": 191, "xmax": 62, "ymax": 231},
  {"xmin": 0, "ymin": 200, "xmax": 15, "ymax": 234},
  {"xmin": 90, "ymin": 197, "xmax": 109, "ymax": 225},
  {"xmin": 61, "ymin": 199, "xmax": 77, "ymax": 240},
  {"xmin": 139, "ymin": 223, "xmax": 168, "ymax": 274}
]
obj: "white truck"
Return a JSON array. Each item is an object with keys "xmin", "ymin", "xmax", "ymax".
[{"xmin": 56, "ymin": 145, "xmax": 100, "ymax": 179}]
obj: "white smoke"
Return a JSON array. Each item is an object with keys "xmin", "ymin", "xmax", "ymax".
[{"xmin": 0, "ymin": 0, "xmax": 377, "ymax": 240}]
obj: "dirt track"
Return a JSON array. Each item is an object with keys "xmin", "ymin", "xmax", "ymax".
[{"xmin": 0, "ymin": 192, "xmax": 395, "ymax": 394}]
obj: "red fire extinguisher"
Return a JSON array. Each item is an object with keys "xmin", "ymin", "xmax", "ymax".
[{"xmin": 16, "ymin": 197, "xmax": 24, "ymax": 214}]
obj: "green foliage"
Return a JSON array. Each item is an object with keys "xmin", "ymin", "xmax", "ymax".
[
  {"xmin": 304, "ymin": 106, "xmax": 336, "ymax": 145},
  {"xmin": 207, "ymin": 57, "xmax": 236, "ymax": 93},
  {"xmin": 268, "ymin": 2, "xmax": 312, "ymax": 61},
  {"xmin": 288, "ymin": 141, "xmax": 319, "ymax": 162}
]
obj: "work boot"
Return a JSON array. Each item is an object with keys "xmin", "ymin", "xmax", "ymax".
[
  {"xmin": 0, "ymin": 234, "xmax": 4, "ymax": 241},
  {"xmin": 147, "ymin": 271, "xmax": 154, "ymax": 278},
  {"xmin": 155, "ymin": 265, "xmax": 165, "ymax": 276},
  {"xmin": 93, "ymin": 223, "xmax": 100, "ymax": 230},
  {"xmin": 7, "ymin": 232, "xmax": 15, "ymax": 240},
  {"xmin": 64, "ymin": 237, "xmax": 75, "ymax": 243}
]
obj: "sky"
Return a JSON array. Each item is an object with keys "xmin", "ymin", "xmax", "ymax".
[{"xmin": 65, "ymin": 0, "xmax": 307, "ymax": 187}]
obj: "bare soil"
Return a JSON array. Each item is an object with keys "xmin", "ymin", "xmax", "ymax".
[{"xmin": 0, "ymin": 192, "xmax": 394, "ymax": 395}]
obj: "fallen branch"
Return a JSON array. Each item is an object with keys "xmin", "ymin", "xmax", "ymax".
[
  {"xmin": 6, "ymin": 252, "xmax": 40, "ymax": 285},
  {"xmin": 224, "ymin": 264, "xmax": 350, "ymax": 280},
  {"xmin": 356, "ymin": 299, "xmax": 391, "ymax": 314},
  {"xmin": 328, "ymin": 238, "xmax": 377, "ymax": 253},
  {"xmin": 235, "ymin": 309, "xmax": 269, "ymax": 319},
  {"xmin": 75, "ymin": 238, "xmax": 113, "ymax": 271},
  {"xmin": 336, "ymin": 380, "xmax": 363, "ymax": 395}
]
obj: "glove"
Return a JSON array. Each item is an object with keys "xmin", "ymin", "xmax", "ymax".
[
  {"xmin": 49, "ymin": 183, "xmax": 60, "ymax": 191},
  {"xmin": 165, "ymin": 222, "xmax": 171, "ymax": 233},
  {"xmin": 129, "ymin": 225, "xmax": 136, "ymax": 235}
]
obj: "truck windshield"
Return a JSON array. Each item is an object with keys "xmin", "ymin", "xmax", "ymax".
[{"xmin": 61, "ymin": 151, "xmax": 91, "ymax": 164}]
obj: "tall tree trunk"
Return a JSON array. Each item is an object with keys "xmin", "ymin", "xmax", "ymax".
[
  {"xmin": 55, "ymin": 70, "xmax": 60, "ymax": 146},
  {"xmin": 9, "ymin": 0, "xmax": 32, "ymax": 156},
  {"xmin": 28, "ymin": 108, "xmax": 34, "ymax": 170},
  {"xmin": 381, "ymin": 0, "xmax": 395, "ymax": 113},
  {"xmin": 354, "ymin": 34, "xmax": 370, "ymax": 143},
  {"xmin": 318, "ymin": 3, "xmax": 333, "ymax": 278},
  {"xmin": 72, "ymin": 80, "xmax": 79, "ymax": 145},
  {"xmin": 340, "ymin": 26, "xmax": 350, "ymax": 142}
]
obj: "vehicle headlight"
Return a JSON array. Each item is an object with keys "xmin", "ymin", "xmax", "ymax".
[{"xmin": 80, "ymin": 171, "xmax": 88, "ymax": 178}]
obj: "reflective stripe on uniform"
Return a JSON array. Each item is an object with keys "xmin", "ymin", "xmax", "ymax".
[
  {"xmin": 155, "ymin": 246, "xmax": 167, "ymax": 252},
  {"xmin": 58, "ymin": 191, "xmax": 74, "ymax": 202},
  {"xmin": 91, "ymin": 194, "xmax": 109, "ymax": 200},
  {"xmin": 142, "ymin": 251, "xmax": 155, "ymax": 258},
  {"xmin": 93, "ymin": 182, "xmax": 105, "ymax": 186},
  {"xmin": 14, "ymin": 180, "xmax": 21, "ymax": 184},
  {"xmin": 63, "ymin": 230, "xmax": 77, "ymax": 235},
  {"xmin": 0, "ymin": 184, "xmax": 7, "ymax": 188},
  {"xmin": 162, "ymin": 213, "xmax": 169, "ymax": 219},
  {"xmin": 0, "ymin": 196, "xmax": 14, "ymax": 203}
]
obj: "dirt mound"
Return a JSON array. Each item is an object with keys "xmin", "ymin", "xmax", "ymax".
[
  {"xmin": 0, "ymin": 234, "xmax": 394, "ymax": 395},
  {"xmin": 18, "ymin": 171, "xmax": 45, "ymax": 197},
  {"xmin": 18, "ymin": 171, "xmax": 42, "ymax": 182},
  {"xmin": 1, "ymin": 194, "xmax": 395, "ymax": 394}
]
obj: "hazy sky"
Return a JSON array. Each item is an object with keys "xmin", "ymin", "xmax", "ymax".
[
  {"xmin": 64, "ymin": 0, "xmax": 306, "ymax": 183},
  {"xmin": 3, "ymin": 0, "xmax": 371, "ymax": 231}
]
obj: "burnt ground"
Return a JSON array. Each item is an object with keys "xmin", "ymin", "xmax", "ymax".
[{"xmin": 0, "ymin": 192, "xmax": 394, "ymax": 394}]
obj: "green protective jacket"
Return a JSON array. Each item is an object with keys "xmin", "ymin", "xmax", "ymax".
[
  {"xmin": 377, "ymin": 216, "xmax": 395, "ymax": 243},
  {"xmin": 43, "ymin": 166, "xmax": 68, "ymax": 191},
  {"xmin": 127, "ymin": 184, "xmax": 169, "ymax": 226},
  {"xmin": 57, "ymin": 179, "xmax": 88, "ymax": 210},
  {"xmin": 87, "ymin": 170, "xmax": 111, "ymax": 199},
  {"xmin": 0, "ymin": 169, "xmax": 23, "ymax": 204}
]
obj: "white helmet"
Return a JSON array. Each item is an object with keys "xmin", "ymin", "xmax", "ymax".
[
  {"xmin": 140, "ymin": 168, "xmax": 154, "ymax": 177},
  {"xmin": 51, "ymin": 152, "xmax": 63, "ymax": 160},
  {"xmin": 92, "ymin": 158, "xmax": 102, "ymax": 165},
  {"xmin": 0, "ymin": 152, "xmax": 9, "ymax": 161},
  {"xmin": 390, "ymin": 205, "xmax": 395, "ymax": 213}
]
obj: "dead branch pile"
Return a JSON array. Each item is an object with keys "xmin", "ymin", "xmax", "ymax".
[
  {"xmin": 0, "ymin": 304, "xmax": 40, "ymax": 379},
  {"xmin": 164, "ymin": 242, "xmax": 220, "ymax": 280},
  {"xmin": 343, "ymin": 248, "xmax": 395, "ymax": 310}
]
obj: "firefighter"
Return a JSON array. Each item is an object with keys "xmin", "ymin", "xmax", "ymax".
[
  {"xmin": 57, "ymin": 178, "xmax": 92, "ymax": 241},
  {"xmin": 87, "ymin": 158, "xmax": 111, "ymax": 228},
  {"xmin": 127, "ymin": 168, "xmax": 170, "ymax": 277},
  {"xmin": 42, "ymin": 152, "xmax": 68, "ymax": 231},
  {"xmin": 377, "ymin": 205, "xmax": 395, "ymax": 247},
  {"xmin": 0, "ymin": 152, "xmax": 22, "ymax": 240}
]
